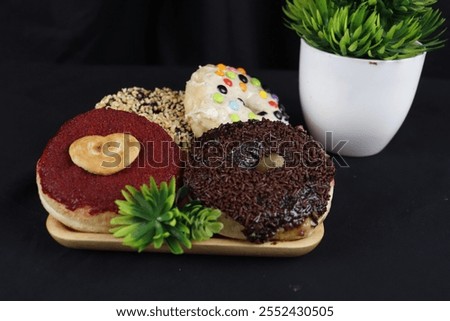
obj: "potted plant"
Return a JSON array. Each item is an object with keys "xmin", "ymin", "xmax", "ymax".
[{"xmin": 283, "ymin": 0, "xmax": 445, "ymax": 156}]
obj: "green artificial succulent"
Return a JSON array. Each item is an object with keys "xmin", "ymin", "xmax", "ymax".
[
  {"xmin": 110, "ymin": 177, "xmax": 223, "ymax": 254},
  {"xmin": 283, "ymin": 0, "xmax": 446, "ymax": 59}
]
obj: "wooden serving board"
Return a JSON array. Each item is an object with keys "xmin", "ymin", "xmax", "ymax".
[{"xmin": 46, "ymin": 215, "xmax": 325, "ymax": 257}]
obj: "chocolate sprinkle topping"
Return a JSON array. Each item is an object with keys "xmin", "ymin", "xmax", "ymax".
[{"xmin": 184, "ymin": 119, "xmax": 335, "ymax": 243}]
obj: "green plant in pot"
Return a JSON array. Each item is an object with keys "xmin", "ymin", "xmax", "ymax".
[{"xmin": 283, "ymin": 0, "xmax": 446, "ymax": 157}]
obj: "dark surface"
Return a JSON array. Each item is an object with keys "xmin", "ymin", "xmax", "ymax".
[{"xmin": 1, "ymin": 62, "xmax": 449, "ymax": 300}]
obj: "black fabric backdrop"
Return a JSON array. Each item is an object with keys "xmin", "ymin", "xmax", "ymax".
[
  {"xmin": 1, "ymin": 0, "xmax": 449, "ymax": 78},
  {"xmin": 1, "ymin": 0, "xmax": 450, "ymax": 302}
]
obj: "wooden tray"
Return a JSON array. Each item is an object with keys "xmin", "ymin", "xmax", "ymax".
[{"xmin": 46, "ymin": 215, "xmax": 325, "ymax": 257}]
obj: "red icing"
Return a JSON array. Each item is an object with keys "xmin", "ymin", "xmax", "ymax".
[
  {"xmin": 37, "ymin": 109, "xmax": 182, "ymax": 215},
  {"xmin": 223, "ymin": 78, "xmax": 233, "ymax": 87}
]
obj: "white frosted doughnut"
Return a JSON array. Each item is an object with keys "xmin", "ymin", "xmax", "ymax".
[{"xmin": 184, "ymin": 64, "xmax": 290, "ymax": 137}]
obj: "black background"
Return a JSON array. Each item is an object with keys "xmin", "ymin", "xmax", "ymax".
[
  {"xmin": 1, "ymin": 0, "xmax": 450, "ymax": 301},
  {"xmin": 1, "ymin": 0, "xmax": 450, "ymax": 77}
]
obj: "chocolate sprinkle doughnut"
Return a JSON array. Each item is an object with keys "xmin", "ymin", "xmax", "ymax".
[{"xmin": 183, "ymin": 119, "xmax": 335, "ymax": 243}]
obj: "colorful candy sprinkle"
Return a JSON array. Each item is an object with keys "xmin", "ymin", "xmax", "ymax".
[
  {"xmin": 213, "ymin": 92, "xmax": 224, "ymax": 103},
  {"xmin": 239, "ymin": 74, "xmax": 248, "ymax": 83},
  {"xmin": 251, "ymin": 77, "xmax": 261, "ymax": 87},
  {"xmin": 230, "ymin": 113, "xmax": 240, "ymax": 122},
  {"xmin": 224, "ymin": 78, "xmax": 233, "ymax": 87},
  {"xmin": 237, "ymin": 67, "xmax": 246, "ymax": 74},
  {"xmin": 239, "ymin": 82, "xmax": 247, "ymax": 92},
  {"xmin": 217, "ymin": 85, "xmax": 228, "ymax": 94},
  {"xmin": 248, "ymin": 112, "xmax": 258, "ymax": 120},
  {"xmin": 273, "ymin": 110, "xmax": 282, "ymax": 120},
  {"xmin": 217, "ymin": 63, "xmax": 226, "ymax": 70},
  {"xmin": 215, "ymin": 70, "xmax": 224, "ymax": 76},
  {"xmin": 225, "ymin": 71, "xmax": 236, "ymax": 79},
  {"xmin": 259, "ymin": 90, "xmax": 268, "ymax": 99},
  {"xmin": 271, "ymin": 93, "xmax": 279, "ymax": 102},
  {"xmin": 228, "ymin": 100, "xmax": 240, "ymax": 111},
  {"xmin": 268, "ymin": 100, "xmax": 278, "ymax": 108}
]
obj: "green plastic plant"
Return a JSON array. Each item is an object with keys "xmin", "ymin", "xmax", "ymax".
[
  {"xmin": 283, "ymin": 0, "xmax": 446, "ymax": 59},
  {"xmin": 110, "ymin": 177, "xmax": 223, "ymax": 254}
]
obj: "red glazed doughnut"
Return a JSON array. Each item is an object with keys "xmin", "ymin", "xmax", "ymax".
[{"xmin": 36, "ymin": 108, "xmax": 182, "ymax": 232}]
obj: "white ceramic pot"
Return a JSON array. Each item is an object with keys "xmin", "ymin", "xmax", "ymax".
[{"xmin": 299, "ymin": 38, "xmax": 426, "ymax": 157}]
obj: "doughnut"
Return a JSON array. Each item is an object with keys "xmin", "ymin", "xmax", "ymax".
[
  {"xmin": 95, "ymin": 87, "xmax": 193, "ymax": 148},
  {"xmin": 183, "ymin": 119, "xmax": 335, "ymax": 243},
  {"xmin": 36, "ymin": 108, "xmax": 182, "ymax": 233},
  {"xmin": 184, "ymin": 64, "xmax": 290, "ymax": 137}
]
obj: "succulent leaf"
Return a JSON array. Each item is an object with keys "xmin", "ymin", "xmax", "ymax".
[
  {"xmin": 283, "ymin": 0, "xmax": 446, "ymax": 59},
  {"xmin": 110, "ymin": 177, "xmax": 222, "ymax": 254}
]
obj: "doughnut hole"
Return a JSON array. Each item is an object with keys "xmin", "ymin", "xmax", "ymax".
[{"xmin": 255, "ymin": 153, "xmax": 285, "ymax": 173}]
